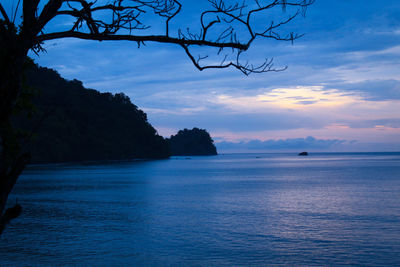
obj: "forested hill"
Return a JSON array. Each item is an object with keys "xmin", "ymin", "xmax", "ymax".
[
  {"xmin": 14, "ymin": 64, "xmax": 170, "ymax": 163},
  {"xmin": 168, "ymin": 128, "xmax": 218, "ymax": 156}
]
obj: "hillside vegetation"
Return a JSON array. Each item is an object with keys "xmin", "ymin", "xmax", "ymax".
[
  {"xmin": 168, "ymin": 128, "xmax": 217, "ymax": 156},
  {"xmin": 14, "ymin": 64, "xmax": 170, "ymax": 163}
]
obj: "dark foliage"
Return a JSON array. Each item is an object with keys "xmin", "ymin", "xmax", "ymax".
[
  {"xmin": 13, "ymin": 65, "xmax": 170, "ymax": 163},
  {"xmin": 168, "ymin": 128, "xmax": 217, "ymax": 156}
]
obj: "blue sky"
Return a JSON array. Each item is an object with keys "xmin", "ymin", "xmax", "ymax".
[{"xmin": 8, "ymin": 0, "xmax": 400, "ymax": 152}]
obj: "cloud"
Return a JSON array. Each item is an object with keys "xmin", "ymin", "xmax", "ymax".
[
  {"xmin": 212, "ymin": 86, "xmax": 357, "ymax": 113},
  {"xmin": 328, "ymin": 79, "xmax": 400, "ymax": 101},
  {"xmin": 216, "ymin": 136, "xmax": 349, "ymax": 152},
  {"xmin": 296, "ymin": 100, "xmax": 318, "ymax": 105},
  {"xmin": 147, "ymin": 109, "xmax": 326, "ymax": 133},
  {"xmin": 347, "ymin": 118, "xmax": 400, "ymax": 129}
]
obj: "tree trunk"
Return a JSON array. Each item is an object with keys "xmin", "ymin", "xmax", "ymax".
[
  {"xmin": 0, "ymin": 152, "xmax": 29, "ymax": 235},
  {"xmin": 0, "ymin": 27, "xmax": 30, "ymax": 235},
  {"xmin": 0, "ymin": 73, "xmax": 29, "ymax": 235}
]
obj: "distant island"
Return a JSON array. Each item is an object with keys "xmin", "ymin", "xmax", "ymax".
[
  {"xmin": 298, "ymin": 152, "xmax": 309, "ymax": 156},
  {"xmin": 14, "ymin": 64, "xmax": 217, "ymax": 163},
  {"xmin": 168, "ymin": 128, "xmax": 217, "ymax": 156}
]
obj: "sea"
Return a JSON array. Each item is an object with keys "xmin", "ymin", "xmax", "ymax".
[{"xmin": 1, "ymin": 152, "xmax": 400, "ymax": 266}]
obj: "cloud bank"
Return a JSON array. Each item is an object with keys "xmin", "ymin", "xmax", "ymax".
[{"xmin": 216, "ymin": 136, "xmax": 350, "ymax": 152}]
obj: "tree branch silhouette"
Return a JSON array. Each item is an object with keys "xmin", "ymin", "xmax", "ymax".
[{"xmin": 30, "ymin": 0, "xmax": 313, "ymax": 73}]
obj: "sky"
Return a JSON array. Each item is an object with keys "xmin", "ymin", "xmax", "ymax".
[{"xmin": 7, "ymin": 0, "xmax": 400, "ymax": 152}]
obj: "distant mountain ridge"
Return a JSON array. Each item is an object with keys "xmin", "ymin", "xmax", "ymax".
[{"xmin": 15, "ymin": 64, "xmax": 170, "ymax": 163}]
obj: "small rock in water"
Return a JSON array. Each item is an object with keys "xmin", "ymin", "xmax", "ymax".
[{"xmin": 298, "ymin": 152, "xmax": 308, "ymax": 156}]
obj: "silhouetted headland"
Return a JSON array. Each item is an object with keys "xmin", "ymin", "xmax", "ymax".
[
  {"xmin": 168, "ymin": 128, "xmax": 218, "ymax": 156},
  {"xmin": 14, "ymin": 64, "xmax": 170, "ymax": 163},
  {"xmin": 13, "ymin": 64, "xmax": 218, "ymax": 163}
]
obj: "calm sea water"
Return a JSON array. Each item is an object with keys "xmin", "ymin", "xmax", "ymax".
[{"xmin": 1, "ymin": 152, "xmax": 400, "ymax": 266}]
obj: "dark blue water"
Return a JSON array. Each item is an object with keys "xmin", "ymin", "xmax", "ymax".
[{"xmin": 1, "ymin": 153, "xmax": 400, "ymax": 266}]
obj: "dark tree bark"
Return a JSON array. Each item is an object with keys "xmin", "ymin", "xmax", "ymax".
[{"xmin": 0, "ymin": 18, "xmax": 31, "ymax": 234}]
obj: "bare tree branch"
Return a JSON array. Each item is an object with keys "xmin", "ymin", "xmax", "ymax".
[
  {"xmin": 0, "ymin": 4, "xmax": 11, "ymax": 25},
  {"xmin": 29, "ymin": 0, "xmax": 314, "ymax": 74},
  {"xmin": 37, "ymin": 31, "xmax": 248, "ymax": 49},
  {"xmin": 11, "ymin": 0, "xmax": 22, "ymax": 23}
]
